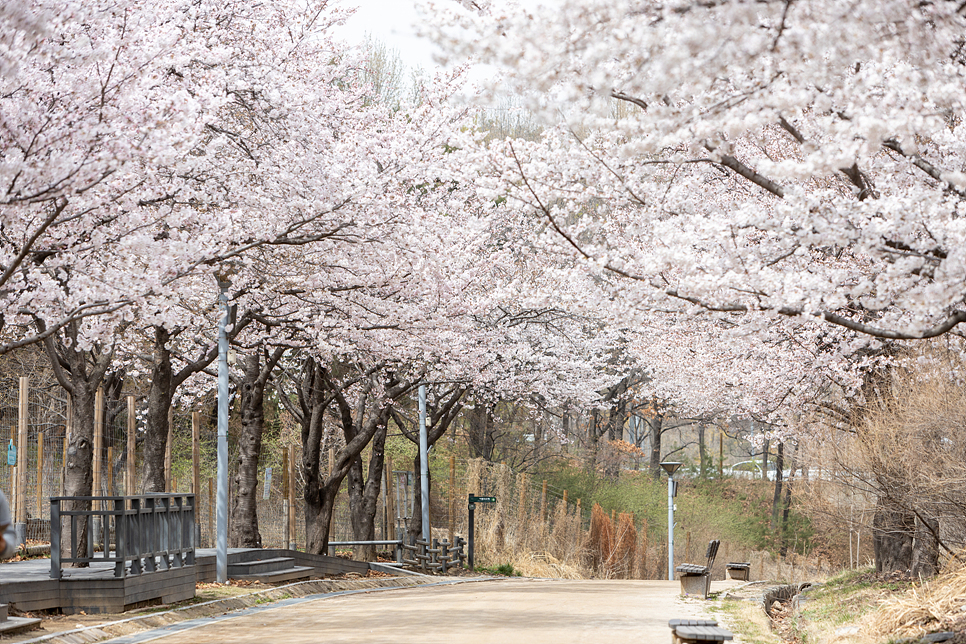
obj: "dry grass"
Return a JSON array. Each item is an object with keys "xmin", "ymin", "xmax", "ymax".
[
  {"xmin": 869, "ymin": 561, "xmax": 966, "ymax": 640},
  {"xmin": 459, "ymin": 459, "xmax": 837, "ymax": 581},
  {"xmin": 798, "ymin": 343, "xmax": 966, "ymax": 575},
  {"xmin": 717, "ymin": 598, "xmax": 782, "ymax": 644},
  {"xmin": 462, "ymin": 460, "xmax": 589, "ymax": 577},
  {"xmin": 587, "ymin": 503, "xmax": 614, "ymax": 574}
]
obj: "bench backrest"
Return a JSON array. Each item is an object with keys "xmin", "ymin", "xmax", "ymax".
[{"xmin": 705, "ymin": 539, "xmax": 720, "ymax": 569}]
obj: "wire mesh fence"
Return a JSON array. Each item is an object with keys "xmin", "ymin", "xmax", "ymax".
[{"xmin": 0, "ymin": 380, "xmax": 591, "ymax": 574}]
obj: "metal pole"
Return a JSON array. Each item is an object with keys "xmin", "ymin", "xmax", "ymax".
[
  {"xmin": 216, "ymin": 279, "xmax": 230, "ymax": 583},
  {"xmin": 468, "ymin": 499, "xmax": 475, "ymax": 571},
  {"xmin": 419, "ymin": 384, "xmax": 430, "ymax": 543},
  {"xmin": 667, "ymin": 475, "xmax": 674, "ymax": 581}
]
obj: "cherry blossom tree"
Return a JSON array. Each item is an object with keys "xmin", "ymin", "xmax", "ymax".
[{"xmin": 431, "ymin": 0, "xmax": 966, "ymax": 343}]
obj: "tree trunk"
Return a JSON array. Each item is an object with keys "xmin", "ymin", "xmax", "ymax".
[
  {"xmin": 468, "ymin": 404, "xmax": 495, "ymax": 461},
  {"xmin": 63, "ymin": 384, "xmax": 96, "ymax": 563},
  {"xmin": 347, "ymin": 416, "xmax": 389, "ymax": 560},
  {"xmin": 142, "ymin": 315, "xmax": 254, "ymax": 493},
  {"xmin": 305, "ymin": 482, "xmax": 338, "ymax": 554},
  {"xmin": 770, "ymin": 442, "xmax": 785, "ymax": 531},
  {"xmin": 297, "ymin": 358, "xmax": 411, "ymax": 555},
  {"xmin": 649, "ymin": 412, "xmax": 664, "ymax": 481},
  {"xmin": 761, "ymin": 438, "xmax": 770, "ymax": 480},
  {"xmin": 142, "ymin": 326, "xmax": 173, "ymax": 493},
  {"xmin": 698, "ymin": 423, "xmax": 707, "ymax": 478},
  {"xmin": 911, "ymin": 514, "xmax": 940, "ymax": 578},
  {"xmin": 407, "ymin": 451, "xmax": 431, "ymax": 546},
  {"xmin": 779, "ymin": 445, "xmax": 796, "ymax": 558},
  {"xmin": 872, "ymin": 498, "xmax": 914, "ymax": 573},
  {"xmin": 230, "ymin": 349, "xmax": 284, "ymax": 548},
  {"xmin": 42, "ymin": 322, "xmax": 116, "ymax": 566},
  {"xmin": 230, "ymin": 354, "xmax": 265, "ymax": 548},
  {"xmin": 300, "ymin": 358, "xmax": 330, "ymax": 554}
]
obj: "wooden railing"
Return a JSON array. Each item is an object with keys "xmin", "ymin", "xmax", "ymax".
[{"xmin": 50, "ymin": 494, "xmax": 195, "ymax": 579}]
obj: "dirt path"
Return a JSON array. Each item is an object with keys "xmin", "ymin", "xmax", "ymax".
[{"xmin": 97, "ymin": 578, "xmax": 726, "ymax": 644}]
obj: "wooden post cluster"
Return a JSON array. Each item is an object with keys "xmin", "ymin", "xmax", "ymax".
[{"xmin": 401, "ymin": 537, "xmax": 467, "ymax": 573}]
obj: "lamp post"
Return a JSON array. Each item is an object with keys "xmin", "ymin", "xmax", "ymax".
[
  {"xmin": 418, "ymin": 384, "xmax": 430, "ymax": 543},
  {"xmin": 216, "ymin": 276, "xmax": 231, "ymax": 583},
  {"xmin": 661, "ymin": 461, "xmax": 683, "ymax": 581}
]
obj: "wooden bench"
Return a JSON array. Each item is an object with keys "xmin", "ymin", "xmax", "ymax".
[
  {"xmin": 725, "ymin": 562, "xmax": 750, "ymax": 580},
  {"xmin": 669, "ymin": 618, "xmax": 734, "ymax": 643},
  {"xmin": 675, "ymin": 540, "xmax": 719, "ymax": 599}
]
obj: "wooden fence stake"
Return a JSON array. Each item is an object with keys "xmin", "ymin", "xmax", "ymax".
[
  {"xmin": 541, "ymin": 480, "xmax": 547, "ymax": 522},
  {"xmin": 208, "ymin": 476, "xmax": 214, "ymax": 546},
  {"xmin": 62, "ymin": 396, "xmax": 71, "ymax": 496},
  {"xmin": 282, "ymin": 446, "xmax": 289, "ymax": 548},
  {"xmin": 385, "ymin": 455, "xmax": 395, "ymax": 542},
  {"xmin": 719, "ymin": 428, "xmax": 724, "ymax": 478},
  {"xmin": 16, "ymin": 376, "xmax": 29, "ymax": 525},
  {"xmin": 449, "ymin": 455, "xmax": 456, "ymax": 545},
  {"xmin": 107, "ymin": 446, "xmax": 114, "ymax": 497},
  {"xmin": 127, "ymin": 396, "xmax": 136, "ymax": 496},
  {"xmin": 164, "ymin": 407, "xmax": 173, "ymax": 492},
  {"xmin": 191, "ymin": 412, "xmax": 201, "ymax": 496},
  {"xmin": 61, "ymin": 434, "xmax": 68, "ymax": 498},
  {"xmin": 327, "ymin": 448, "xmax": 335, "ymax": 538},
  {"xmin": 93, "ymin": 387, "xmax": 104, "ymax": 509},
  {"xmin": 35, "ymin": 431, "xmax": 44, "ymax": 519},
  {"xmin": 9, "ymin": 382, "xmax": 16, "ymax": 476},
  {"xmin": 288, "ymin": 444, "xmax": 296, "ymax": 549}
]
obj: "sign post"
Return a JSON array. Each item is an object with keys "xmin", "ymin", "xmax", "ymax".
[{"xmin": 467, "ymin": 494, "xmax": 496, "ymax": 571}]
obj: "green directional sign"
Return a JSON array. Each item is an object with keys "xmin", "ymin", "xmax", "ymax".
[{"xmin": 469, "ymin": 495, "xmax": 496, "ymax": 503}]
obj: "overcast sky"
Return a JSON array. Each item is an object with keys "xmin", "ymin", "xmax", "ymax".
[{"xmin": 334, "ymin": 1, "xmax": 443, "ymax": 74}]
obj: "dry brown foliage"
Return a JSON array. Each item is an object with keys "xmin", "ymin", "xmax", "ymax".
[
  {"xmin": 587, "ymin": 503, "xmax": 615, "ymax": 574},
  {"xmin": 870, "ymin": 560, "xmax": 966, "ymax": 639},
  {"xmin": 611, "ymin": 513, "xmax": 638, "ymax": 578},
  {"xmin": 799, "ymin": 346, "xmax": 966, "ymax": 572},
  {"xmin": 458, "ymin": 460, "xmax": 587, "ymax": 576}
]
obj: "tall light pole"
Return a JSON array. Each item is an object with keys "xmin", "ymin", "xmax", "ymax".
[
  {"xmin": 418, "ymin": 384, "xmax": 430, "ymax": 543},
  {"xmin": 216, "ymin": 276, "xmax": 231, "ymax": 583},
  {"xmin": 661, "ymin": 461, "xmax": 682, "ymax": 581}
]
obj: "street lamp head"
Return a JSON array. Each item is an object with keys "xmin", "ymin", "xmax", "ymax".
[{"xmin": 660, "ymin": 461, "xmax": 683, "ymax": 477}]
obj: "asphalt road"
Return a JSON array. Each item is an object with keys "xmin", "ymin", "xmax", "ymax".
[{"xmin": 106, "ymin": 578, "xmax": 725, "ymax": 644}]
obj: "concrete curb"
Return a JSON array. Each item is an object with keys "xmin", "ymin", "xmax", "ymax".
[{"xmin": 19, "ymin": 576, "xmax": 493, "ymax": 644}]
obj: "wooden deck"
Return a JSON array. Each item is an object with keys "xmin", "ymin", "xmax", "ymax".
[{"xmin": 0, "ymin": 548, "xmax": 373, "ymax": 614}]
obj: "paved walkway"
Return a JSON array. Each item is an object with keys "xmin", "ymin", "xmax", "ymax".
[{"xmin": 101, "ymin": 578, "xmax": 736, "ymax": 644}]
